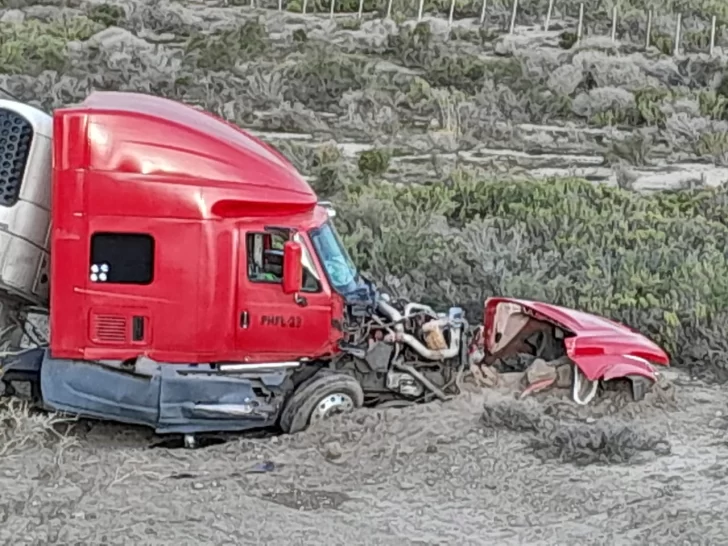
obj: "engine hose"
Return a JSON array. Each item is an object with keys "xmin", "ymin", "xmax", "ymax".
[
  {"xmin": 414, "ymin": 321, "xmax": 469, "ymax": 396},
  {"xmin": 455, "ymin": 325, "xmax": 469, "ymax": 393},
  {"xmin": 460, "ymin": 323, "xmax": 469, "ymax": 366},
  {"xmin": 441, "ymin": 328, "xmax": 468, "ymax": 394},
  {"xmin": 393, "ymin": 361, "xmax": 451, "ymax": 402}
]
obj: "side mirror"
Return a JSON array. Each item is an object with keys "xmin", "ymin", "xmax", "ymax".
[{"xmin": 282, "ymin": 240, "xmax": 303, "ymax": 295}]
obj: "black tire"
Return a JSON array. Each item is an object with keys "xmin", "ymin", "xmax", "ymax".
[{"xmin": 279, "ymin": 371, "xmax": 364, "ymax": 434}]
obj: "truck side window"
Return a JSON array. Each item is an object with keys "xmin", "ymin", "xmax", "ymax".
[
  {"xmin": 247, "ymin": 232, "xmax": 286, "ymax": 283},
  {"xmin": 246, "ymin": 232, "xmax": 321, "ymax": 292},
  {"xmin": 89, "ymin": 232, "xmax": 154, "ymax": 284},
  {"xmin": 299, "ymin": 239, "xmax": 322, "ymax": 293}
]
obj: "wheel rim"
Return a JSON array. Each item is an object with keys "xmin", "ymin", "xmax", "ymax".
[{"xmin": 310, "ymin": 393, "xmax": 354, "ymax": 424}]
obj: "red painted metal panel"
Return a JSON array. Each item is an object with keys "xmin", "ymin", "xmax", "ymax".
[{"xmin": 49, "ymin": 92, "xmax": 341, "ymax": 364}]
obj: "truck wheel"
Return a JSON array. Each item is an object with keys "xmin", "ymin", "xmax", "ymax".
[{"xmin": 279, "ymin": 371, "xmax": 364, "ymax": 434}]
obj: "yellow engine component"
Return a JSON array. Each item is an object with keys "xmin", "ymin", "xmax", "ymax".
[{"xmin": 423, "ymin": 324, "xmax": 448, "ymax": 351}]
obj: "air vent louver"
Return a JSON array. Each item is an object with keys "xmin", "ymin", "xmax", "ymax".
[
  {"xmin": 91, "ymin": 314, "xmax": 128, "ymax": 343},
  {"xmin": 0, "ymin": 108, "xmax": 32, "ymax": 207}
]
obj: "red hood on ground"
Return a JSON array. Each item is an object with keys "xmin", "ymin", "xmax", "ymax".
[{"xmin": 484, "ymin": 297, "xmax": 670, "ymax": 383}]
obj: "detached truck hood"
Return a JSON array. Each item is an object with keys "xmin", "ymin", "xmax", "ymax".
[{"xmin": 484, "ymin": 297, "xmax": 670, "ymax": 383}]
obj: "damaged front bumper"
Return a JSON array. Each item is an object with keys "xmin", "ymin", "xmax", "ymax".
[{"xmin": 0, "ymin": 348, "xmax": 287, "ymax": 434}]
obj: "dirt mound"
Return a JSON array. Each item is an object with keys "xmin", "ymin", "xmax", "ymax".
[
  {"xmin": 480, "ymin": 386, "xmax": 675, "ymax": 466},
  {"xmin": 528, "ymin": 419, "xmax": 672, "ymax": 466}
]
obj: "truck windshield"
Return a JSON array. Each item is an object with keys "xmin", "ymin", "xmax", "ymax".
[{"xmin": 309, "ymin": 220, "xmax": 359, "ymax": 295}]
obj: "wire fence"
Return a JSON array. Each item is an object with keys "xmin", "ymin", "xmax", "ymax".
[{"xmin": 245, "ymin": 0, "xmax": 727, "ymax": 56}]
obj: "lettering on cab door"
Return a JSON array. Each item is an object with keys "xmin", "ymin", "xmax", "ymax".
[{"xmin": 260, "ymin": 315, "xmax": 303, "ymax": 328}]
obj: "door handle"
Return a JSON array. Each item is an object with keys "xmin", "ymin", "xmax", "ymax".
[{"xmin": 240, "ymin": 311, "xmax": 249, "ymax": 329}]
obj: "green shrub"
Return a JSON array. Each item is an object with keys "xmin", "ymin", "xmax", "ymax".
[
  {"xmin": 591, "ymin": 88, "xmax": 672, "ymax": 128},
  {"xmin": 559, "ymin": 31, "xmax": 578, "ymax": 49},
  {"xmin": 86, "ymin": 4, "xmax": 125, "ymax": 27},
  {"xmin": 310, "ymin": 144, "xmax": 348, "ymax": 198},
  {"xmin": 694, "ymin": 132, "xmax": 728, "ymax": 160},
  {"xmin": 286, "ymin": 0, "xmax": 302, "ymax": 12},
  {"xmin": 358, "ymin": 148, "xmax": 391, "ymax": 177},
  {"xmin": 282, "ymin": 44, "xmax": 375, "ymax": 110},
  {"xmin": 386, "ymin": 22, "xmax": 434, "ymax": 67},
  {"xmin": 650, "ymin": 31, "xmax": 673, "ymax": 56},
  {"xmin": 421, "ymin": 0, "xmax": 478, "ymax": 18},
  {"xmin": 337, "ymin": 17, "xmax": 361, "ymax": 30},
  {"xmin": 184, "ymin": 20, "xmax": 269, "ymax": 71},
  {"xmin": 717, "ymin": 73, "xmax": 728, "ymax": 100},
  {"xmin": 292, "ymin": 28, "xmax": 307, "ymax": 42},
  {"xmin": 698, "ymin": 91, "xmax": 728, "ymax": 120},
  {"xmin": 324, "ymin": 175, "xmax": 728, "ymax": 382},
  {"xmin": 0, "ymin": 17, "xmax": 101, "ymax": 75}
]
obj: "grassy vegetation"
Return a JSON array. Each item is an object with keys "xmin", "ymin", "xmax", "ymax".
[{"xmin": 0, "ymin": 16, "xmax": 102, "ymax": 75}]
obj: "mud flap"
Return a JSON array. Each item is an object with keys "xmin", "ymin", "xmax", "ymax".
[
  {"xmin": 630, "ymin": 375, "xmax": 652, "ymax": 401},
  {"xmin": 0, "ymin": 347, "xmax": 44, "ymax": 397},
  {"xmin": 39, "ymin": 352, "xmax": 287, "ymax": 434}
]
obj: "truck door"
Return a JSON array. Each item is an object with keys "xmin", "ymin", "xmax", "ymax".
[{"xmin": 236, "ymin": 227, "xmax": 334, "ymax": 361}]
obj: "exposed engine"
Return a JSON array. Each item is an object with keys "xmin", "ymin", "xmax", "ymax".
[
  {"xmin": 335, "ymin": 294, "xmax": 468, "ymax": 406},
  {"xmin": 331, "ymin": 293, "xmax": 670, "ymax": 410}
]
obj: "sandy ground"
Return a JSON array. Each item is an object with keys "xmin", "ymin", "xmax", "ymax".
[{"xmin": 1, "ymin": 371, "xmax": 727, "ymax": 545}]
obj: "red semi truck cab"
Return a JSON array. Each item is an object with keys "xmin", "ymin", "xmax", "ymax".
[
  {"xmin": 50, "ymin": 91, "xmax": 355, "ymax": 364},
  {"xmin": 0, "ymin": 91, "xmax": 394, "ymax": 435}
]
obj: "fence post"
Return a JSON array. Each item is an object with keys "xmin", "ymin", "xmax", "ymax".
[
  {"xmin": 302, "ymin": 0, "xmax": 308, "ymax": 14},
  {"xmin": 610, "ymin": 6, "xmax": 617, "ymax": 41},
  {"xmin": 448, "ymin": 0, "xmax": 455, "ymax": 27},
  {"xmin": 278, "ymin": 0, "xmax": 283, "ymax": 11},
  {"xmin": 417, "ymin": 0, "xmax": 424, "ymax": 21},
  {"xmin": 544, "ymin": 0, "xmax": 554, "ymax": 31},
  {"xmin": 710, "ymin": 15, "xmax": 717, "ymax": 56},
  {"xmin": 386, "ymin": 0, "xmax": 392, "ymax": 18},
  {"xmin": 576, "ymin": 3, "xmax": 584, "ymax": 42},
  {"xmin": 509, "ymin": 0, "xmax": 518, "ymax": 34},
  {"xmin": 479, "ymin": 0, "xmax": 487, "ymax": 25},
  {"xmin": 330, "ymin": 0, "xmax": 335, "ymax": 18},
  {"xmin": 357, "ymin": 0, "xmax": 363, "ymax": 18},
  {"xmin": 673, "ymin": 13, "xmax": 681, "ymax": 57},
  {"xmin": 645, "ymin": 9, "xmax": 652, "ymax": 49}
]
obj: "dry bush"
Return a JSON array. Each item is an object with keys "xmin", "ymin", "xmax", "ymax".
[
  {"xmin": 480, "ymin": 394, "xmax": 672, "ymax": 466},
  {"xmin": 0, "ymin": 398, "xmax": 79, "ymax": 458},
  {"xmin": 528, "ymin": 419, "xmax": 672, "ymax": 465}
]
